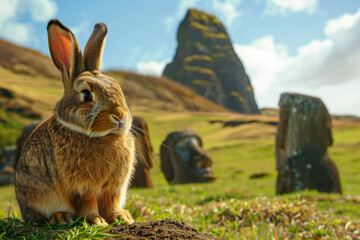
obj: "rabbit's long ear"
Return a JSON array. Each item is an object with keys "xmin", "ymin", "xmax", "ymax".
[
  {"xmin": 47, "ymin": 19, "xmax": 84, "ymax": 94},
  {"xmin": 83, "ymin": 23, "xmax": 107, "ymax": 72}
]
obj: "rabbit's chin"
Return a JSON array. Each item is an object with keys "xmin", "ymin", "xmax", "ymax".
[{"xmin": 57, "ymin": 117, "xmax": 130, "ymax": 138}]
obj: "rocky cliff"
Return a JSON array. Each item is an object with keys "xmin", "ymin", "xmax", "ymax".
[{"xmin": 163, "ymin": 9, "xmax": 259, "ymax": 114}]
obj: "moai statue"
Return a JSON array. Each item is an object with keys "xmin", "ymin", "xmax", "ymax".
[
  {"xmin": 0, "ymin": 146, "xmax": 17, "ymax": 186},
  {"xmin": 14, "ymin": 121, "xmax": 41, "ymax": 169},
  {"xmin": 0, "ymin": 122, "xmax": 40, "ymax": 186},
  {"xmin": 129, "ymin": 116, "xmax": 154, "ymax": 188},
  {"xmin": 276, "ymin": 93, "xmax": 342, "ymax": 194},
  {"xmin": 160, "ymin": 129, "xmax": 215, "ymax": 185}
]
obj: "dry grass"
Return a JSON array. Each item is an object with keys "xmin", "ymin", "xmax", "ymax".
[
  {"xmin": 0, "ymin": 39, "xmax": 59, "ymax": 80},
  {"xmin": 107, "ymin": 71, "xmax": 228, "ymax": 113}
]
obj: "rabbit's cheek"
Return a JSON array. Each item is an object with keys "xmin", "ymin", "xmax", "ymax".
[
  {"xmin": 77, "ymin": 102, "xmax": 94, "ymax": 111},
  {"xmin": 76, "ymin": 104, "xmax": 93, "ymax": 119}
]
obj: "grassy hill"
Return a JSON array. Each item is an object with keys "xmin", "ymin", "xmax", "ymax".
[
  {"xmin": 107, "ymin": 71, "xmax": 228, "ymax": 113},
  {"xmin": 1, "ymin": 110, "xmax": 359, "ymax": 239},
  {"xmin": 0, "ymin": 39, "xmax": 360, "ymax": 239},
  {"xmin": 0, "ymin": 39, "xmax": 59, "ymax": 80},
  {"xmin": 0, "ymin": 38, "xmax": 228, "ymax": 149}
]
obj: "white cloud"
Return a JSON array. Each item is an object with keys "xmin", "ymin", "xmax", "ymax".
[
  {"xmin": 0, "ymin": 22, "xmax": 35, "ymax": 46},
  {"xmin": 0, "ymin": 0, "xmax": 57, "ymax": 45},
  {"xmin": 235, "ymin": 8, "xmax": 360, "ymax": 115},
  {"xmin": 70, "ymin": 20, "xmax": 92, "ymax": 48},
  {"xmin": 0, "ymin": 0, "xmax": 19, "ymax": 24},
  {"xmin": 324, "ymin": 9, "xmax": 360, "ymax": 41},
  {"xmin": 71, "ymin": 22, "xmax": 90, "ymax": 37},
  {"xmin": 235, "ymin": 36, "xmax": 294, "ymax": 96},
  {"xmin": 265, "ymin": 0, "xmax": 318, "ymax": 15},
  {"xmin": 178, "ymin": 0, "xmax": 202, "ymax": 15},
  {"xmin": 212, "ymin": 0, "xmax": 242, "ymax": 26},
  {"xmin": 25, "ymin": 0, "xmax": 58, "ymax": 22},
  {"xmin": 161, "ymin": 0, "xmax": 201, "ymax": 35},
  {"xmin": 162, "ymin": 0, "xmax": 243, "ymax": 33},
  {"xmin": 162, "ymin": 16, "xmax": 176, "ymax": 35},
  {"xmin": 136, "ymin": 59, "xmax": 171, "ymax": 77}
]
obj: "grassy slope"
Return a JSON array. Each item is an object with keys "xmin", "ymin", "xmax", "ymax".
[
  {"xmin": 124, "ymin": 112, "xmax": 360, "ymax": 239},
  {"xmin": 1, "ymin": 37, "xmax": 359, "ymax": 240},
  {"xmin": 0, "ymin": 109, "xmax": 33, "ymax": 148},
  {"xmin": 0, "ymin": 38, "xmax": 59, "ymax": 80},
  {"xmin": 0, "ymin": 64, "xmax": 229, "ymax": 154},
  {"xmin": 0, "ymin": 65, "xmax": 228, "ymax": 150},
  {"xmin": 0, "ymin": 67, "xmax": 62, "ymax": 117},
  {"xmin": 1, "ymin": 111, "xmax": 359, "ymax": 239}
]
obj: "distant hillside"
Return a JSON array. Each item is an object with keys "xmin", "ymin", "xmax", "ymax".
[
  {"xmin": 261, "ymin": 108, "xmax": 360, "ymax": 123},
  {"xmin": 107, "ymin": 71, "xmax": 228, "ymax": 113},
  {"xmin": 0, "ymin": 38, "xmax": 228, "ymax": 121},
  {"xmin": 0, "ymin": 38, "xmax": 357, "ymax": 125},
  {"xmin": 0, "ymin": 39, "xmax": 59, "ymax": 79}
]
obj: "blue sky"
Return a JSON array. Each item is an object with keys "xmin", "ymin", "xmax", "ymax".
[{"xmin": 1, "ymin": 0, "xmax": 360, "ymax": 116}]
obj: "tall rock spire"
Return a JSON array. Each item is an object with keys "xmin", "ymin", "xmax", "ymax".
[{"xmin": 163, "ymin": 9, "xmax": 259, "ymax": 114}]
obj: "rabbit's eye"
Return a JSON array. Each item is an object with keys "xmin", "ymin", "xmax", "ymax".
[{"xmin": 81, "ymin": 90, "xmax": 93, "ymax": 102}]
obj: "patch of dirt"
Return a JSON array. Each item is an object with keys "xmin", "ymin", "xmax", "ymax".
[
  {"xmin": 210, "ymin": 119, "xmax": 277, "ymax": 127},
  {"xmin": 249, "ymin": 172, "xmax": 270, "ymax": 179},
  {"xmin": 107, "ymin": 218, "xmax": 218, "ymax": 240}
]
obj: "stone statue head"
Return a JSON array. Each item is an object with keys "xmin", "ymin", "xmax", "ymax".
[{"xmin": 161, "ymin": 129, "xmax": 215, "ymax": 184}]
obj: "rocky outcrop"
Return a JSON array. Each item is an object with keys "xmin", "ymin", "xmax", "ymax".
[
  {"xmin": 276, "ymin": 93, "xmax": 342, "ymax": 194},
  {"xmin": 163, "ymin": 9, "xmax": 259, "ymax": 114}
]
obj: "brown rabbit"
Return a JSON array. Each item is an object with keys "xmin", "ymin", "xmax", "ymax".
[{"xmin": 15, "ymin": 19, "xmax": 135, "ymax": 226}]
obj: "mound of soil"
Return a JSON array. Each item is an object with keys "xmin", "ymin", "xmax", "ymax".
[{"xmin": 107, "ymin": 218, "xmax": 218, "ymax": 240}]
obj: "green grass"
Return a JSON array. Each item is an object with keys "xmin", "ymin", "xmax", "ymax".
[
  {"xmin": 0, "ymin": 67, "xmax": 62, "ymax": 117},
  {"xmin": 0, "ymin": 109, "xmax": 33, "ymax": 150},
  {"xmin": 0, "ymin": 111, "xmax": 359, "ymax": 239},
  {"xmin": 0, "ymin": 216, "xmax": 122, "ymax": 239}
]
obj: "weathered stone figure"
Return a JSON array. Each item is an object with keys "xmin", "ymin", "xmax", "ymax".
[
  {"xmin": 276, "ymin": 93, "xmax": 342, "ymax": 194},
  {"xmin": 0, "ymin": 145, "xmax": 17, "ymax": 185},
  {"xmin": 0, "ymin": 122, "xmax": 41, "ymax": 186},
  {"xmin": 14, "ymin": 121, "xmax": 41, "ymax": 169},
  {"xmin": 130, "ymin": 116, "xmax": 154, "ymax": 188},
  {"xmin": 160, "ymin": 129, "xmax": 215, "ymax": 184}
]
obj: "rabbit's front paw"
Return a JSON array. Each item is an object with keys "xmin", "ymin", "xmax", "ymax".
[
  {"xmin": 85, "ymin": 213, "xmax": 109, "ymax": 227},
  {"xmin": 108, "ymin": 209, "xmax": 134, "ymax": 225},
  {"xmin": 49, "ymin": 211, "xmax": 74, "ymax": 225}
]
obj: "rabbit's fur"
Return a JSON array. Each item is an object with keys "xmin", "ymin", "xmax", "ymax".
[{"xmin": 15, "ymin": 20, "xmax": 135, "ymax": 226}]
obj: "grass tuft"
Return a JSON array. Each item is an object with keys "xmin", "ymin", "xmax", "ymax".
[{"xmin": 0, "ymin": 216, "xmax": 123, "ymax": 240}]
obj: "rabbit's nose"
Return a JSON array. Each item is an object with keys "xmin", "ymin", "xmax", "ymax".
[{"xmin": 110, "ymin": 114, "xmax": 127, "ymax": 128}]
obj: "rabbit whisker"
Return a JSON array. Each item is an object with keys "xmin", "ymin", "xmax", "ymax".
[
  {"xmin": 136, "ymin": 146, "xmax": 150, "ymax": 169},
  {"xmin": 84, "ymin": 160, "xmax": 98, "ymax": 186},
  {"xmin": 98, "ymin": 156, "xmax": 120, "ymax": 169},
  {"xmin": 129, "ymin": 99, "xmax": 147, "ymax": 109},
  {"xmin": 132, "ymin": 124, "xmax": 175, "ymax": 153},
  {"xmin": 130, "ymin": 127, "xmax": 155, "ymax": 167}
]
